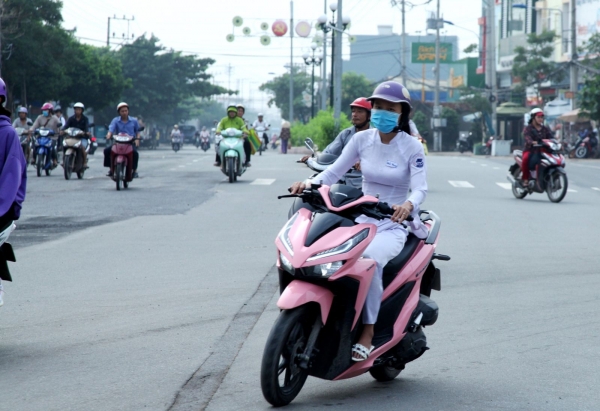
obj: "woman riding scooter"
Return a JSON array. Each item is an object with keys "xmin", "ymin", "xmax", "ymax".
[
  {"xmin": 214, "ymin": 105, "xmax": 248, "ymax": 167},
  {"xmin": 290, "ymin": 81, "xmax": 429, "ymax": 361}
]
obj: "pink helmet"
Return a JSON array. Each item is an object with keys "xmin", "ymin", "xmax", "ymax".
[{"xmin": 41, "ymin": 102, "xmax": 54, "ymax": 111}]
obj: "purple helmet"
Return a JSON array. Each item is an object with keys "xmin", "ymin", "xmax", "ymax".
[
  {"xmin": 367, "ymin": 81, "xmax": 412, "ymax": 107},
  {"xmin": 0, "ymin": 78, "xmax": 6, "ymax": 103}
]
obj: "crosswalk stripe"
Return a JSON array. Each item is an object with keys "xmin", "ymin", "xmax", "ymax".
[
  {"xmin": 251, "ymin": 178, "xmax": 276, "ymax": 185},
  {"xmin": 448, "ymin": 180, "xmax": 474, "ymax": 188},
  {"xmin": 496, "ymin": 182, "xmax": 512, "ymax": 190},
  {"xmin": 592, "ymin": 187, "xmax": 600, "ymax": 191}
]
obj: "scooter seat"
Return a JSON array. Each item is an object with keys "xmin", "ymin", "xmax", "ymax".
[{"xmin": 382, "ymin": 234, "xmax": 422, "ymax": 289}]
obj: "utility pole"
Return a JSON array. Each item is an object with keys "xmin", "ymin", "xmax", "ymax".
[
  {"xmin": 570, "ymin": 0, "xmax": 578, "ymax": 109},
  {"xmin": 289, "ymin": 0, "xmax": 294, "ymax": 122},
  {"xmin": 0, "ymin": 2, "xmax": 3, "ymax": 78},
  {"xmin": 489, "ymin": 0, "xmax": 497, "ymax": 137},
  {"xmin": 107, "ymin": 17, "xmax": 111, "ymax": 46},
  {"xmin": 401, "ymin": 0, "xmax": 407, "ymax": 85},
  {"xmin": 321, "ymin": 0, "xmax": 328, "ymax": 110},
  {"xmin": 433, "ymin": 0, "xmax": 441, "ymax": 152},
  {"xmin": 333, "ymin": 0, "xmax": 343, "ymax": 135},
  {"xmin": 107, "ymin": 15, "xmax": 135, "ymax": 45}
]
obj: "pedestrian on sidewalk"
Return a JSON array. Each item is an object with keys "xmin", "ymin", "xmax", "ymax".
[
  {"xmin": 280, "ymin": 120, "xmax": 291, "ymax": 154},
  {"xmin": 0, "ymin": 77, "xmax": 28, "ymax": 307}
]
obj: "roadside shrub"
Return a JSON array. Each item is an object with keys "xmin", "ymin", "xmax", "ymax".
[{"xmin": 291, "ymin": 109, "xmax": 352, "ymax": 150}]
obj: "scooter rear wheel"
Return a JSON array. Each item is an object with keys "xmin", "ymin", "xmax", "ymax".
[
  {"xmin": 575, "ymin": 146, "xmax": 588, "ymax": 159},
  {"xmin": 261, "ymin": 306, "xmax": 312, "ymax": 407}
]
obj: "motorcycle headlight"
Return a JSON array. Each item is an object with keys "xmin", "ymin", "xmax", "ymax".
[
  {"xmin": 304, "ymin": 261, "xmax": 345, "ymax": 278},
  {"xmin": 278, "ymin": 214, "xmax": 298, "ymax": 256},
  {"xmin": 280, "ymin": 252, "xmax": 294, "ymax": 273},
  {"xmin": 306, "ymin": 229, "xmax": 369, "ymax": 262},
  {"xmin": 549, "ymin": 142, "xmax": 559, "ymax": 151}
]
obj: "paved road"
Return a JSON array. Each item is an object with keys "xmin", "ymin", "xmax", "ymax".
[{"xmin": 2, "ymin": 150, "xmax": 599, "ymax": 410}]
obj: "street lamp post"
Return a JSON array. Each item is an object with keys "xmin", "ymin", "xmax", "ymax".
[
  {"xmin": 317, "ymin": 3, "xmax": 350, "ymax": 109},
  {"xmin": 303, "ymin": 44, "xmax": 323, "ymax": 119}
]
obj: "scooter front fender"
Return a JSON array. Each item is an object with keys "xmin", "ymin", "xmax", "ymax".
[
  {"xmin": 65, "ymin": 148, "xmax": 74, "ymax": 156},
  {"xmin": 277, "ymin": 280, "xmax": 333, "ymax": 324},
  {"xmin": 224, "ymin": 149, "xmax": 238, "ymax": 158},
  {"xmin": 116, "ymin": 155, "xmax": 126, "ymax": 164},
  {"xmin": 38, "ymin": 147, "xmax": 46, "ymax": 155}
]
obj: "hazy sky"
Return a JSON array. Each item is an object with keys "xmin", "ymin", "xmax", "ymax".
[{"xmin": 61, "ymin": 0, "xmax": 482, "ymax": 113}]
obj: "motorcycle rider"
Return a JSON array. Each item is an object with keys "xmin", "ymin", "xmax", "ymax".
[
  {"xmin": 61, "ymin": 102, "xmax": 90, "ymax": 168},
  {"xmin": 522, "ymin": 108, "xmax": 554, "ymax": 187},
  {"xmin": 300, "ymin": 97, "xmax": 371, "ymax": 162},
  {"xmin": 12, "ymin": 107, "xmax": 33, "ymax": 129},
  {"xmin": 214, "ymin": 104, "xmax": 249, "ymax": 167},
  {"xmin": 290, "ymin": 81, "xmax": 429, "ymax": 362},
  {"xmin": 171, "ymin": 125, "xmax": 182, "ymax": 148},
  {"xmin": 54, "ymin": 105, "xmax": 66, "ymax": 128},
  {"xmin": 237, "ymin": 104, "xmax": 253, "ymax": 166},
  {"xmin": 252, "ymin": 113, "xmax": 269, "ymax": 148},
  {"xmin": 29, "ymin": 102, "xmax": 61, "ymax": 167},
  {"xmin": 0, "ymin": 78, "xmax": 27, "ymax": 307},
  {"xmin": 104, "ymin": 102, "xmax": 141, "ymax": 178},
  {"xmin": 199, "ymin": 126, "xmax": 210, "ymax": 148}
]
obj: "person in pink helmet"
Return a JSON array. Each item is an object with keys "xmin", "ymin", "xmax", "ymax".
[
  {"xmin": 290, "ymin": 81, "xmax": 429, "ymax": 361},
  {"xmin": 29, "ymin": 102, "xmax": 61, "ymax": 167}
]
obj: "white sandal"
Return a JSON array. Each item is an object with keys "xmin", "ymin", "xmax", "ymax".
[{"xmin": 351, "ymin": 343, "xmax": 374, "ymax": 362}]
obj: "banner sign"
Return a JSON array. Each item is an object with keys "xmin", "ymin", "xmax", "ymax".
[{"xmin": 411, "ymin": 42, "xmax": 453, "ymax": 64}]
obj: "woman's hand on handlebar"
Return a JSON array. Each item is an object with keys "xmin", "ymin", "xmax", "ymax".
[
  {"xmin": 391, "ymin": 201, "xmax": 413, "ymax": 223},
  {"xmin": 289, "ymin": 181, "xmax": 306, "ymax": 194}
]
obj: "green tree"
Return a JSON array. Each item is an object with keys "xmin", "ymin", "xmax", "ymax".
[
  {"xmin": 259, "ymin": 67, "xmax": 313, "ymax": 123},
  {"xmin": 512, "ymin": 30, "xmax": 564, "ymax": 102},
  {"xmin": 117, "ymin": 35, "xmax": 229, "ymax": 122},
  {"xmin": 290, "ymin": 109, "xmax": 351, "ymax": 149},
  {"xmin": 441, "ymin": 107, "xmax": 460, "ymax": 151},
  {"xmin": 412, "ymin": 111, "xmax": 429, "ymax": 137},
  {"xmin": 341, "ymin": 72, "xmax": 373, "ymax": 116},
  {"xmin": 578, "ymin": 33, "xmax": 600, "ymax": 123}
]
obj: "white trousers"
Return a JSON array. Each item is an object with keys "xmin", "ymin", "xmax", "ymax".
[{"xmin": 359, "ymin": 218, "xmax": 408, "ymax": 324}]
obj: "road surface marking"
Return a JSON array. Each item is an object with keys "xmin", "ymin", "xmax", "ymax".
[
  {"xmin": 169, "ymin": 168, "xmax": 176, "ymax": 171},
  {"xmin": 592, "ymin": 187, "xmax": 600, "ymax": 191},
  {"xmin": 193, "ymin": 160, "xmax": 199, "ymax": 162},
  {"xmin": 448, "ymin": 180, "xmax": 474, "ymax": 188},
  {"xmin": 178, "ymin": 165, "xmax": 185, "ymax": 168},
  {"xmin": 481, "ymin": 164, "xmax": 488, "ymax": 167},
  {"xmin": 567, "ymin": 189, "xmax": 578, "ymax": 193},
  {"xmin": 470, "ymin": 161, "xmax": 477, "ymax": 164},
  {"xmin": 496, "ymin": 183, "xmax": 512, "ymax": 190},
  {"xmin": 251, "ymin": 178, "xmax": 276, "ymax": 185},
  {"xmin": 493, "ymin": 167, "xmax": 500, "ymax": 170}
]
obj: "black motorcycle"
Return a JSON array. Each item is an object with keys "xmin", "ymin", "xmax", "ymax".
[{"xmin": 456, "ymin": 138, "xmax": 472, "ymax": 153}]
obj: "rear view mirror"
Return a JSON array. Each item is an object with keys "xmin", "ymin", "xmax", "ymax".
[{"xmin": 304, "ymin": 138, "xmax": 315, "ymax": 153}]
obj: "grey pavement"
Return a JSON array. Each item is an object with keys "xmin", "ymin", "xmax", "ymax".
[{"xmin": 2, "ymin": 149, "xmax": 599, "ymax": 410}]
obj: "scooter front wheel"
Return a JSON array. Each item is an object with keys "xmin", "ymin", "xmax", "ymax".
[
  {"xmin": 261, "ymin": 306, "xmax": 313, "ymax": 407},
  {"xmin": 227, "ymin": 157, "xmax": 235, "ymax": 183},
  {"xmin": 64, "ymin": 154, "xmax": 73, "ymax": 180},
  {"xmin": 369, "ymin": 364, "xmax": 402, "ymax": 382},
  {"xmin": 36, "ymin": 155, "xmax": 43, "ymax": 177},
  {"xmin": 546, "ymin": 172, "xmax": 568, "ymax": 203},
  {"xmin": 115, "ymin": 163, "xmax": 123, "ymax": 191}
]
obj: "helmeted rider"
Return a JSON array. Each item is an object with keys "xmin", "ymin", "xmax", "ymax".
[
  {"xmin": 12, "ymin": 107, "xmax": 33, "ymax": 130},
  {"xmin": 214, "ymin": 104, "xmax": 249, "ymax": 167},
  {"xmin": 0, "ymin": 77, "xmax": 27, "ymax": 308},
  {"xmin": 300, "ymin": 97, "xmax": 372, "ymax": 162},
  {"xmin": 252, "ymin": 113, "xmax": 269, "ymax": 148},
  {"xmin": 290, "ymin": 81, "xmax": 429, "ymax": 361},
  {"xmin": 171, "ymin": 124, "xmax": 182, "ymax": 144},
  {"xmin": 522, "ymin": 108, "xmax": 554, "ymax": 187},
  {"xmin": 29, "ymin": 102, "xmax": 61, "ymax": 167},
  {"xmin": 54, "ymin": 105, "xmax": 66, "ymax": 128},
  {"xmin": 61, "ymin": 102, "xmax": 90, "ymax": 168},
  {"xmin": 237, "ymin": 104, "xmax": 253, "ymax": 166},
  {"xmin": 104, "ymin": 102, "xmax": 141, "ymax": 178},
  {"xmin": 199, "ymin": 126, "xmax": 210, "ymax": 139}
]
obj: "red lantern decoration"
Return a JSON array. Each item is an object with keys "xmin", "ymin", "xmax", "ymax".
[{"xmin": 272, "ymin": 20, "xmax": 288, "ymax": 37}]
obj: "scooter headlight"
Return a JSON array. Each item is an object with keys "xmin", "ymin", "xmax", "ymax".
[
  {"xmin": 280, "ymin": 252, "xmax": 294, "ymax": 273},
  {"xmin": 306, "ymin": 229, "xmax": 369, "ymax": 262},
  {"xmin": 278, "ymin": 214, "xmax": 298, "ymax": 256},
  {"xmin": 303, "ymin": 261, "xmax": 345, "ymax": 278}
]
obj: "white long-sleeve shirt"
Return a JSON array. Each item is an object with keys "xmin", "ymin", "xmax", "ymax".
[{"xmin": 308, "ymin": 128, "xmax": 427, "ymax": 212}]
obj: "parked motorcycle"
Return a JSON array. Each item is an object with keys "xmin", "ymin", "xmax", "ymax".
[
  {"xmin": 110, "ymin": 132, "xmax": 136, "ymax": 191},
  {"xmin": 260, "ymin": 184, "xmax": 448, "ymax": 406},
  {"xmin": 569, "ymin": 129, "xmax": 598, "ymax": 159},
  {"xmin": 34, "ymin": 128, "xmax": 55, "ymax": 177},
  {"xmin": 62, "ymin": 127, "xmax": 88, "ymax": 180},
  {"xmin": 218, "ymin": 128, "xmax": 248, "ymax": 183},
  {"xmin": 15, "ymin": 127, "xmax": 30, "ymax": 166},
  {"xmin": 507, "ymin": 139, "xmax": 568, "ymax": 203},
  {"xmin": 456, "ymin": 138, "xmax": 472, "ymax": 153}
]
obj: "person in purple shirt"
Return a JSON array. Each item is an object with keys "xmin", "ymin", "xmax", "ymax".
[
  {"xmin": 0, "ymin": 77, "xmax": 27, "ymax": 307},
  {"xmin": 103, "ymin": 102, "xmax": 141, "ymax": 178}
]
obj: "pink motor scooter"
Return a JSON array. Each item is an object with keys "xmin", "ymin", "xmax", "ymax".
[{"xmin": 261, "ymin": 183, "xmax": 449, "ymax": 407}]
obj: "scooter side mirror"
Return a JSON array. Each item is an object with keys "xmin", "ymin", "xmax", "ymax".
[{"xmin": 304, "ymin": 138, "xmax": 315, "ymax": 153}]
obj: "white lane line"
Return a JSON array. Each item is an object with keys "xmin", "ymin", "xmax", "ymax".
[
  {"xmin": 592, "ymin": 187, "xmax": 600, "ymax": 191},
  {"xmin": 448, "ymin": 180, "xmax": 474, "ymax": 188},
  {"xmin": 470, "ymin": 161, "xmax": 477, "ymax": 164},
  {"xmin": 567, "ymin": 189, "xmax": 578, "ymax": 193},
  {"xmin": 251, "ymin": 178, "xmax": 276, "ymax": 185},
  {"xmin": 481, "ymin": 164, "xmax": 488, "ymax": 167},
  {"xmin": 493, "ymin": 167, "xmax": 500, "ymax": 170},
  {"xmin": 496, "ymin": 182, "xmax": 512, "ymax": 190},
  {"xmin": 178, "ymin": 165, "xmax": 185, "ymax": 168},
  {"xmin": 169, "ymin": 168, "xmax": 176, "ymax": 171},
  {"xmin": 193, "ymin": 159, "xmax": 199, "ymax": 162}
]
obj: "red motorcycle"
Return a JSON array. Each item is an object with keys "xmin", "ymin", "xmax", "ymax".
[
  {"xmin": 507, "ymin": 139, "xmax": 568, "ymax": 203},
  {"xmin": 110, "ymin": 133, "xmax": 135, "ymax": 191}
]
